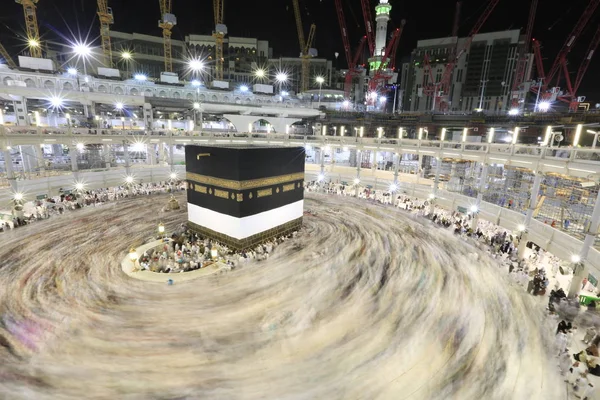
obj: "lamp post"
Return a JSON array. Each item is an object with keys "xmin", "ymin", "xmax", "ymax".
[
  {"xmin": 125, "ymin": 175, "xmax": 134, "ymax": 194},
  {"xmin": 587, "ymin": 130, "xmax": 600, "ymax": 149},
  {"xmin": 275, "ymin": 72, "xmax": 288, "ymax": 96},
  {"xmin": 75, "ymin": 182, "xmax": 84, "ymax": 206},
  {"xmin": 72, "ymin": 42, "xmax": 92, "ymax": 77},
  {"xmin": 121, "ymin": 51, "xmax": 132, "ymax": 78},
  {"xmin": 129, "ymin": 247, "xmax": 138, "ymax": 272},
  {"xmin": 316, "ymin": 76, "xmax": 325, "ymax": 109},
  {"xmin": 158, "ymin": 222, "xmax": 165, "ymax": 239}
]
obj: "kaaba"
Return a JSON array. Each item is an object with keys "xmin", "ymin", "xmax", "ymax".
[{"xmin": 185, "ymin": 145, "xmax": 305, "ymax": 250}]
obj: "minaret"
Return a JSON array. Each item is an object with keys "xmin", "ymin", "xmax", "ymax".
[
  {"xmin": 369, "ymin": 0, "xmax": 392, "ymax": 72},
  {"xmin": 374, "ymin": 0, "xmax": 391, "ymax": 56}
]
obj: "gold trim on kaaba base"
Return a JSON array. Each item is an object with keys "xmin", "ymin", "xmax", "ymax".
[
  {"xmin": 188, "ymin": 218, "xmax": 303, "ymax": 251},
  {"xmin": 186, "ymin": 172, "xmax": 304, "ymax": 191}
]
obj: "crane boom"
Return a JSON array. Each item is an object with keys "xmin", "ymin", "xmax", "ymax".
[
  {"xmin": 510, "ymin": 0, "xmax": 538, "ymax": 108},
  {"xmin": 213, "ymin": 0, "xmax": 225, "ymax": 80},
  {"xmin": 344, "ymin": 36, "xmax": 367, "ymax": 97},
  {"xmin": 543, "ymin": 0, "xmax": 600, "ymax": 91},
  {"xmin": 360, "ymin": 0, "xmax": 375, "ymax": 55},
  {"xmin": 333, "ymin": 0, "xmax": 352, "ymax": 70},
  {"xmin": 368, "ymin": 24, "xmax": 405, "ymax": 95},
  {"xmin": 293, "ymin": 0, "xmax": 317, "ymax": 92},
  {"xmin": 0, "ymin": 42, "xmax": 17, "ymax": 69},
  {"xmin": 97, "ymin": 0, "xmax": 114, "ymax": 67},
  {"xmin": 293, "ymin": 0, "xmax": 305, "ymax": 52},
  {"xmin": 158, "ymin": 0, "xmax": 176, "ymax": 73},
  {"xmin": 16, "ymin": 0, "xmax": 42, "ymax": 58},
  {"xmin": 574, "ymin": 25, "xmax": 600, "ymax": 94}
]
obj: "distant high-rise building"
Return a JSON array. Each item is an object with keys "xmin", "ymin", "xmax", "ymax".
[{"xmin": 400, "ymin": 29, "xmax": 533, "ymax": 113}]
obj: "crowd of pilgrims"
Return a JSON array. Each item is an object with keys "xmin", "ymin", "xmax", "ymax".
[
  {"xmin": 305, "ymin": 180, "xmax": 561, "ymax": 294},
  {"xmin": 138, "ymin": 228, "xmax": 298, "ymax": 274},
  {"xmin": 0, "ymin": 181, "xmax": 186, "ymax": 232},
  {"xmin": 307, "ymin": 179, "xmax": 600, "ymax": 398}
]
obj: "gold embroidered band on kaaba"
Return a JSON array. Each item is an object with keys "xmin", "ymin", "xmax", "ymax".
[{"xmin": 186, "ymin": 172, "xmax": 304, "ymax": 191}]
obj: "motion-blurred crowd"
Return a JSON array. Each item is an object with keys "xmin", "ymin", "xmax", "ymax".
[
  {"xmin": 0, "ymin": 181, "xmax": 186, "ymax": 232},
  {"xmin": 307, "ymin": 179, "xmax": 600, "ymax": 399}
]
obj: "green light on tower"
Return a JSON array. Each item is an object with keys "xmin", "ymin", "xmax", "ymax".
[{"xmin": 375, "ymin": 3, "xmax": 392, "ymax": 15}]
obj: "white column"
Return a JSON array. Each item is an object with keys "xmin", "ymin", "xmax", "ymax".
[
  {"xmin": 568, "ymin": 189, "xmax": 600, "ymax": 297},
  {"xmin": 34, "ymin": 145, "xmax": 45, "ymax": 173},
  {"xmin": 147, "ymin": 143, "xmax": 155, "ymax": 165},
  {"xmin": 70, "ymin": 145, "xmax": 79, "ymax": 180},
  {"xmin": 143, "ymin": 103, "xmax": 154, "ymax": 131},
  {"xmin": 123, "ymin": 142, "xmax": 131, "ymax": 176},
  {"xmin": 159, "ymin": 143, "xmax": 166, "ymax": 165},
  {"xmin": 13, "ymin": 98, "xmax": 28, "ymax": 126},
  {"xmin": 433, "ymin": 157, "xmax": 441, "ymax": 194},
  {"xmin": 471, "ymin": 163, "xmax": 488, "ymax": 230},
  {"xmin": 393, "ymin": 152, "xmax": 400, "ymax": 182},
  {"xmin": 3, "ymin": 148, "xmax": 17, "ymax": 192},
  {"xmin": 169, "ymin": 143, "xmax": 175, "ymax": 171},
  {"xmin": 371, "ymin": 151, "xmax": 376, "ymax": 171},
  {"xmin": 103, "ymin": 144, "xmax": 111, "ymax": 168},
  {"xmin": 355, "ymin": 151, "xmax": 361, "ymax": 197},
  {"xmin": 517, "ymin": 172, "xmax": 543, "ymax": 258}
]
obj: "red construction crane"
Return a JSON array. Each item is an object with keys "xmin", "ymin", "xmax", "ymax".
[
  {"xmin": 367, "ymin": 24, "xmax": 405, "ymax": 98},
  {"xmin": 334, "ymin": 0, "xmax": 369, "ymax": 99},
  {"xmin": 555, "ymin": 25, "xmax": 600, "ymax": 110},
  {"xmin": 424, "ymin": 0, "xmax": 501, "ymax": 111},
  {"xmin": 334, "ymin": 0, "xmax": 352, "ymax": 74},
  {"xmin": 529, "ymin": 0, "xmax": 600, "ymax": 111},
  {"xmin": 573, "ymin": 26, "xmax": 600, "ymax": 98},
  {"xmin": 344, "ymin": 36, "xmax": 367, "ymax": 98},
  {"xmin": 510, "ymin": 0, "xmax": 538, "ymax": 108},
  {"xmin": 541, "ymin": 0, "xmax": 600, "ymax": 95},
  {"xmin": 531, "ymin": 38, "xmax": 545, "ymax": 85},
  {"xmin": 360, "ymin": 0, "xmax": 375, "ymax": 56}
]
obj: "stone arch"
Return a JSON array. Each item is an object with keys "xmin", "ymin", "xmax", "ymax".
[
  {"xmin": 3, "ymin": 77, "xmax": 13, "ymax": 85},
  {"xmin": 244, "ymin": 98, "xmax": 251, "ymax": 104},
  {"xmin": 218, "ymin": 116, "xmax": 237, "ymax": 132},
  {"xmin": 199, "ymin": 94, "xmax": 206, "ymax": 101},
  {"xmin": 222, "ymin": 95, "xmax": 230, "ymax": 103},
  {"xmin": 24, "ymin": 78, "xmax": 36, "ymax": 87},
  {"xmin": 255, "ymin": 99, "xmax": 262, "ymax": 104},
  {"xmin": 63, "ymin": 82, "xmax": 74, "ymax": 90},
  {"xmin": 173, "ymin": 91, "xmax": 181, "ymax": 99},
  {"xmin": 97, "ymin": 84, "xmax": 108, "ymax": 93},
  {"xmin": 130, "ymin": 88, "xmax": 139, "ymax": 96},
  {"xmin": 43, "ymin": 80, "xmax": 55, "ymax": 89},
  {"xmin": 144, "ymin": 89, "xmax": 153, "ymax": 97},
  {"xmin": 234, "ymin": 97, "xmax": 241, "ymax": 104},
  {"xmin": 159, "ymin": 90, "xmax": 167, "ymax": 97},
  {"xmin": 289, "ymin": 120, "xmax": 308, "ymax": 135},
  {"xmin": 266, "ymin": 100, "xmax": 272, "ymax": 104},
  {"xmin": 210, "ymin": 95, "xmax": 218, "ymax": 102},
  {"xmin": 186, "ymin": 93, "xmax": 194, "ymax": 100},
  {"xmin": 114, "ymin": 86, "xmax": 124, "ymax": 95},
  {"xmin": 251, "ymin": 118, "xmax": 275, "ymax": 133}
]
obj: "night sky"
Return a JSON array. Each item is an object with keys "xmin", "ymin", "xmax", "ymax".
[{"xmin": 2, "ymin": 0, "xmax": 599, "ymax": 99}]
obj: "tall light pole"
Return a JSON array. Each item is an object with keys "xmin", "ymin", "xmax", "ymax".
[
  {"xmin": 588, "ymin": 130, "xmax": 600, "ymax": 149},
  {"xmin": 477, "ymin": 79, "xmax": 488, "ymax": 112},
  {"xmin": 275, "ymin": 72, "xmax": 288, "ymax": 97},
  {"xmin": 316, "ymin": 76, "xmax": 325, "ymax": 109},
  {"xmin": 188, "ymin": 59, "xmax": 205, "ymax": 133},
  {"xmin": 121, "ymin": 51, "xmax": 132, "ymax": 78},
  {"xmin": 193, "ymin": 102, "xmax": 201, "ymax": 133},
  {"xmin": 72, "ymin": 42, "xmax": 92, "ymax": 77}
]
